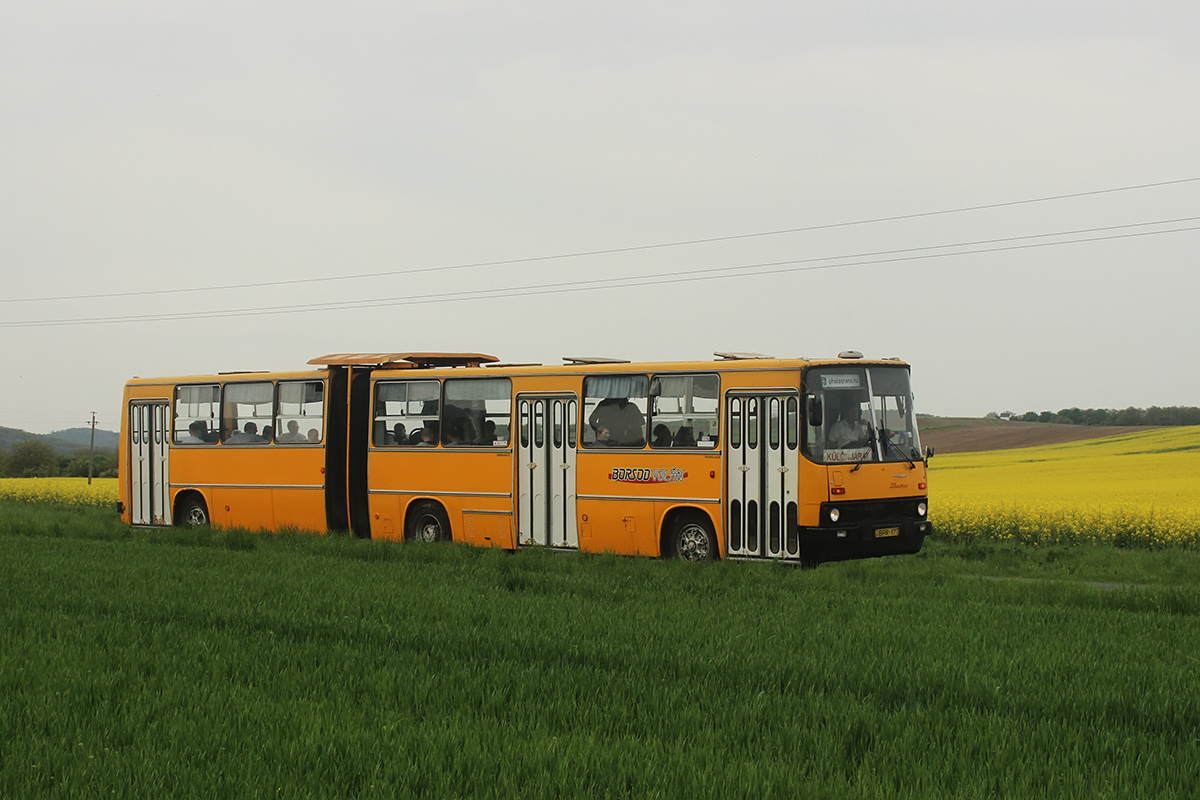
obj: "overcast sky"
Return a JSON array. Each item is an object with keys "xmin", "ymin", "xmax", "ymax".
[{"xmin": 3, "ymin": 2, "xmax": 1198, "ymax": 434}]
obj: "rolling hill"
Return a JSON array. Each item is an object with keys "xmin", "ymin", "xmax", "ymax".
[{"xmin": 0, "ymin": 426, "xmax": 119, "ymax": 456}]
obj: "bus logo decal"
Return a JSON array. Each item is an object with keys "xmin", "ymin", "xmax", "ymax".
[{"xmin": 609, "ymin": 467, "xmax": 688, "ymax": 484}]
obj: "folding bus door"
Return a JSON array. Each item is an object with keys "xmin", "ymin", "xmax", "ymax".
[
  {"xmin": 516, "ymin": 395, "xmax": 578, "ymax": 549},
  {"xmin": 129, "ymin": 401, "xmax": 171, "ymax": 526},
  {"xmin": 726, "ymin": 393, "xmax": 800, "ymax": 559}
]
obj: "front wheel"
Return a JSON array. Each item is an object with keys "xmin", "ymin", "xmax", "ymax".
[
  {"xmin": 664, "ymin": 512, "xmax": 717, "ymax": 561},
  {"xmin": 405, "ymin": 501, "xmax": 451, "ymax": 543},
  {"xmin": 176, "ymin": 495, "xmax": 209, "ymax": 527}
]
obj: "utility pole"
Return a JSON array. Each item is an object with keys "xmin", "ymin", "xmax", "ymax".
[{"xmin": 88, "ymin": 412, "xmax": 97, "ymax": 485}]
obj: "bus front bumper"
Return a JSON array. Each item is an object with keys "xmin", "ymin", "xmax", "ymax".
[{"xmin": 799, "ymin": 519, "xmax": 929, "ymax": 564}]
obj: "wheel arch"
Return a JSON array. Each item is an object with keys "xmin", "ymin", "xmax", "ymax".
[
  {"xmin": 403, "ymin": 497, "xmax": 453, "ymax": 543},
  {"xmin": 659, "ymin": 504, "xmax": 722, "ymax": 559},
  {"xmin": 172, "ymin": 488, "xmax": 210, "ymax": 527}
]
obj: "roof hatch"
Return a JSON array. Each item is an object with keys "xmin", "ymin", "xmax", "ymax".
[{"xmin": 308, "ymin": 352, "xmax": 499, "ymax": 369}]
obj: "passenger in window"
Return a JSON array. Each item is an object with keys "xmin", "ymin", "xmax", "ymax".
[
  {"xmin": 827, "ymin": 402, "xmax": 872, "ymax": 448},
  {"xmin": 673, "ymin": 427, "xmax": 696, "ymax": 447},
  {"xmin": 481, "ymin": 420, "xmax": 496, "ymax": 445},
  {"xmin": 652, "ymin": 424, "xmax": 672, "ymax": 448},
  {"xmin": 443, "ymin": 420, "xmax": 465, "ymax": 446},
  {"xmin": 261, "ymin": 425, "xmax": 274, "ymax": 442},
  {"xmin": 227, "ymin": 422, "xmax": 266, "ymax": 443},
  {"xmin": 277, "ymin": 420, "xmax": 307, "ymax": 442},
  {"xmin": 588, "ymin": 400, "xmax": 621, "ymax": 441},
  {"xmin": 418, "ymin": 423, "xmax": 438, "ymax": 446},
  {"xmin": 593, "ymin": 426, "xmax": 613, "ymax": 446},
  {"xmin": 619, "ymin": 404, "xmax": 645, "ymax": 446},
  {"xmin": 180, "ymin": 420, "xmax": 209, "ymax": 444},
  {"xmin": 307, "ymin": 428, "xmax": 321, "ymax": 443},
  {"xmin": 408, "ymin": 429, "xmax": 424, "ymax": 446},
  {"xmin": 590, "ymin": 399, "xmax": 642, "ymax": 445},
  {"xmin": 391, "ymin": 423, "xmax": 407, "ymax": 446}
]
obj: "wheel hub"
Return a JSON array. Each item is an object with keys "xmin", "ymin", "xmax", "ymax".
[{"xmin": 679, "ymin": 524, "xmax": 709, "ymax": 560}]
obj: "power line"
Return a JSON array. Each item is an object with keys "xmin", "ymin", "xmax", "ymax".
[
  {"xmin": 5, "ymin": 176, "xmax": 1199, "ymax": 305},
  {"xmin": 5, "ymin": 219, "xmax": 1197, "ymax": 329}
]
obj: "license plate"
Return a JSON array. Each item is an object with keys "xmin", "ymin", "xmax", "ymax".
[{"xmin": 875, "ymin": 526, "xmax": 900, "ymax": 538}]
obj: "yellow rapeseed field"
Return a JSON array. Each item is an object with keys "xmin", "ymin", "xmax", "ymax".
[
  {"xmin": 0, "ymin": 477, "xmax": 119, "ymax": 509},
  {"xmin": 4, "ymin": 428, "xmax": 1198, "ymax": 548},
  {"xmin": 929, "ymin": 426, "xmax": 1200, "ymax": 548}
]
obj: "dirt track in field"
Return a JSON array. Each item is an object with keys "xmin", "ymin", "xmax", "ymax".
[{"xmin": 917, "ymin": 416, "xmax": 1153, "ymax": 454}]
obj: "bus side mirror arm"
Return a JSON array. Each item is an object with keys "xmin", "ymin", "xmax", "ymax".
[{"xmin": 925, "ymin": 446, "xmax": 935, "ymax": 461}]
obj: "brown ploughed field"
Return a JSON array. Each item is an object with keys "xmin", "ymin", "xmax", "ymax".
[{"xmin": 916, "ymin": 416, "xmax": 1153, "ymax": 454}]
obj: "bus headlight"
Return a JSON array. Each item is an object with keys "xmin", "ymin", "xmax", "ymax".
[
  {"xmin": 829, "ymin": 507, "xmax": 840, "ymax": 523},
  {"xmin": 917, "ymin": 502, "xmax": 927, "ymax": 517}
]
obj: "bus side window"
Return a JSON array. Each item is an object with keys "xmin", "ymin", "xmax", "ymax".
[
  {"xmin": 583, "ymin": 375, "xmax": 648, "ymax": 448},
  {"xmin": 223, "ymin": 382, "xmax": 273, "ymax": 444},
  {"xmin": 174, "ymin": 384, "xmax": 219, "ymax": 445},
  {"xmin": 374, "ymin": 379, "xmax": 439, "ymax": 447},
  {"xmin": 649, "ymin": 373, "xmax": 719, "ymax": 448},
  {"xmin": 443, "ymin": 378, "xmax": 511, "ymax": 447},
  {"xmin": 277, "ymin": 380, "xmax": 324, "ymax": 444}
]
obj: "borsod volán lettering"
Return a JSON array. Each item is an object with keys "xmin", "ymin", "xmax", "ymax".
[{"xmin": 609, "ymin": 467, "xmax": 688, "ymax": 484}]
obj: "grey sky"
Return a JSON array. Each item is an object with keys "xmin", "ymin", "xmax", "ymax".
[{"xmin": 3, "ymin": 2, "xmax": 1198, "ymax": 434}]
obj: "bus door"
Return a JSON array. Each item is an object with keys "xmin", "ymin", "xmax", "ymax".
[
  {"xmin": 128, "ymin": 401, "xmax": 171, "ymax": 526},
  {"xmin": 726, "ymin": 393, "xmax": 800, "ymax": 559},
  {"xmin": 516, "ymin": 394, "xmax": 578, "ymax": 548}
]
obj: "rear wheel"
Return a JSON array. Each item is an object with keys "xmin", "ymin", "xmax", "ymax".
[
  {"xmin": 406, "ymin": 501, "xmax": 451, "ymax": 543},
  {"xmin": 665, "ymin": 512, "xmax": 716, "ymax": 561},
  {"xmin": 177, "ymin": 495, "xmax": 209, "ymax": 527}
]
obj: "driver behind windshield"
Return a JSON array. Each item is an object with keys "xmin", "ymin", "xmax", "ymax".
[{"xmin": 827, "ymin": 399, "xmax": 872, "ymax": 449}]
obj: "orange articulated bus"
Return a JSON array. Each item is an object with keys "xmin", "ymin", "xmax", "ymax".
[{"xmin": 119, "ymin": 350, "xmax": 930, "ymax": 564}]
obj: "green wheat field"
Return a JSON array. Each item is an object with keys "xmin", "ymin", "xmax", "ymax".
[{"xmin": 3, "ymin": 501, "xmax": 1199, "ymax": 799}]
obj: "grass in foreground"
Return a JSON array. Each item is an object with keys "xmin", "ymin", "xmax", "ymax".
[{"xmin": 3, "ymin": 503, "xmax": 1200, "ymax": 799}]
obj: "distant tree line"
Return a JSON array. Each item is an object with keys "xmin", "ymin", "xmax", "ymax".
[
  {"xmin": 988, "ymin": 407, "xmax": 1200, "ymax": 427},
  {"xmin": 0, "ymin": 440, "xmax": 118, "ymax": 479}
]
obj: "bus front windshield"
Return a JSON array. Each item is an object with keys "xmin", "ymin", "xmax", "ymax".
[{"xmin": 803, "ymin": 365, "xmax": 922, "ymax": 466}]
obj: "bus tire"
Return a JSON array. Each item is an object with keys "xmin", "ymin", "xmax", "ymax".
[
  {"xmin": 177, "ymin": 494, "xmax": 209, "ymax": 527},
  {"xmin": 406, "ymin": 501, "xmax": 451, "ymax": 543},
  {"xmin": 665, "ymin": 511, "xmax": 716, "ymax": 561}
]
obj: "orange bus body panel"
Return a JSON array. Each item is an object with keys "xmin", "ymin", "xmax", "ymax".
[
  {"xmin": 169, "ymin": 446, "xmax": 327, "ymax": 533},
  {"xmin": 368, "ymin": 450, "xmax": 515, "ymax": 547}
]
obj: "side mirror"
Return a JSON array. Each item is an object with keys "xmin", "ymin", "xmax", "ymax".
[
  {"xmin": 925, "ymin": 446, "xmax": 935, "ymax": 460},
  {"xmin": 806, "ymin": 396, "xmax": 823, "ymax": 427}
]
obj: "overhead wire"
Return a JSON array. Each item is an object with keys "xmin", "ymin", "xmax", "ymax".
[
  {"xmin": 4, "ymin": 175, "xmax": 1199, "ymax": 305},
  {"xmin": 4, "ymin": 217, "xmax": 1198, "ymax": 328}
]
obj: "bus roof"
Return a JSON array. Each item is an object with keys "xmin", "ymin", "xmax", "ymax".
[
  {"xmin": 124, "ymin": 352, "xmax": 910, "ymax": 388},
  {"xmin": 308, "ymin": 352, "xmax": 500, "ymax": 368}
]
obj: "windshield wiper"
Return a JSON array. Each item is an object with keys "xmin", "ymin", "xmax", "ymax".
[
  {"xmin": 878, "ymin": 429, "xmax": 915, "ymax": 468},
  {"xmin": 849, "ymin": 449, "xmax": 871, "ymax": 472}
]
